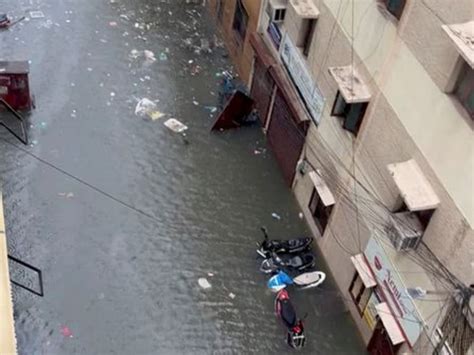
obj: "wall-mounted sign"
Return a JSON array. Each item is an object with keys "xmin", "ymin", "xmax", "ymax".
[
  {"xmin": 364, "ymin": 237, "xmax": 422, "ymax": 347},
  {"xmin": 280, "ymin": 34, "xmax": 324, "ymax": 124},
  {"xmin": 267, "ymin": 22, "xmax": 282, "ymax": 49}
]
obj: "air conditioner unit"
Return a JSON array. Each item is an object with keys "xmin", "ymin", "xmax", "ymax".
[
  {"xmin": 266, "ymin": 0, "xmax": 287, "ymax": 23},
  {"xmin": 386, "ymin": 212, "xmax": 424, "ymax": 251}
]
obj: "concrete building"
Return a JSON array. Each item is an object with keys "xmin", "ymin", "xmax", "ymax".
[
  {"xmin": 210, "ymin": 0, "xmax": 474, "ymax": 354},
  {"xmin": 207, "ymin": 0, "xmax": 262, "ymax": 83}
]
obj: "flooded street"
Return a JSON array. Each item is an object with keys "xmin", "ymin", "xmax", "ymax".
[{"xmin": 0, "ymin": 0, "xmax": 365, "ymax": 354}]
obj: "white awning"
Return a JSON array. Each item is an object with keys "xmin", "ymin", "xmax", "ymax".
[
  {"xmin": 328, "ymin": 66, "xmax": 371, "ymax": 104},
  {"xmin": 350, "ymin": 254, "xmax": 376, "ymax": 288},
  {"xmin": 375, "ymin": 303, "xmax": 406, "ymax": 345},
  {"xmin": 442, "ymin": 21, "xmax": 474, "ymax": 68},
  {"xmin": 309, "ymin": 171, "xmax": 335, "ymax": 207},
  {"xmin": 289, "ymin": 0, "xmax": 320, "ymax": 19},
  {"xmin": 387, "ymin": 159, "xmax": 439, "ymax": 212}
]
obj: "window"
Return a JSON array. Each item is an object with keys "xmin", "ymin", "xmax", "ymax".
[
  {"xmin": 308, "ymin": 188, "xmax": 333, "ymax": 235},
  {"xmin": 302, "ymin": 19, "xmax": 317, "ymax": 57},
  {"xmin": 454, "ymin": 61, "xmax": 474, "ymax": 120},
  {"xmin": 232, "ymin": 0, "xmax": 248, "ymax": 41},
  {"xmin": 331, "ymin": 91, "xmax": 368, "ymax": 135},
  {"xmin": 382, "ymin": 0, "xmax": 407, "ymax": 20},
  {"xmin": 349, "ymin": 273, "xmax": 373, "ymax": 315}
]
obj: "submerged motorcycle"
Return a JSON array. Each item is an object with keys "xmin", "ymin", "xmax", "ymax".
[
  {"xmin": 256, "ymin": 227, "xmax": 313, "ymax": 258},
  {"xmin": 260, "ymin": 252, "xmax": 316, "ymax": 274},
  {"xmin": 267, "ymin": 270, "xmax": 326, "ymax": 292},
  {"xmin": 275, "ymin": 289, "xmax": 306, "ymax": 349}
]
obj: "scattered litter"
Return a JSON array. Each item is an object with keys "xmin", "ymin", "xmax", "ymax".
[
  {"xmin": 58, "ymin": 192, "xmax": 74, "ymax": 199},
  {"xmin": 254, "ymin": 150, "xmax": 262, "ymax": 155},
  {"xmin": 159, "ymin": 52, "xmax": 168, "ymax": 61},
  {"xmin": 192, "ymin": 100, "xmax": 199, "ymax": 106},
  {"xmin": 164, "ymin": 118, "xmax": 188, "ymax": 133},
  {"xmin": 299, "ymin": 212, "xmax": 304, "ymax": 219},
  {"xmin": 99, "ymin": 39, "xmax": 108, "ymax": 43},
  {"xmin": 60, "ymin": 325, "xmax": 73, "ymax": 338},
  {"xmin": 190, "ymin": 65, "xmax": 202, "ymax": 76},
  {"xmin": 204, "ymin": 106, "xmax": 217, "ymax": 113},
  {"xmin": 135, "ymin": 98, "xmax": 163, "ymax": 120},
  {"xmin": 271, "ymin": 213, "xmax": 281, "ymax": 220},
  {"xmin": 229, "ymin": 293, "xmax": 236, "ymax": 299},
  {"xmin": 188, "ymin": 59, "xmax": 194, "ymax": 64},
  {"xmin": 109, "ymin": 21, "xmax": 117, "ymax": 27},
  {"xmin": 110, "ymin": 92, "xmax": 116, "ymax": 97},
  {"xmin": 29, "ymin": 11, "xmax": 45, "ymax": 19},
  {"xmin": 207, "ymin": 272, "xmax": 214, "ymax": 277},
  {"xmin": 198, "ymin": 277, "xmax": 211, "ymax": 289},
  {"xmin": 143, "ymin": 50, "xmax": 156, "ymax": 62},
  {"xmin": 30, "ymin": 139, "xmax": 38, "ymax": 147},
  {"xmin": 87, "ymin": 67, "xmax": 93, "ymax": 72}
]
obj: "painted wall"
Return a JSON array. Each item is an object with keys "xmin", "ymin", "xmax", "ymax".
[{"xmin": 208, "ymin": 0, "xmax": 262, "ymax": 83}]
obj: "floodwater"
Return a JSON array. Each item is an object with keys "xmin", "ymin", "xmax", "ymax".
[{"xmin": 0, "ymin": 0, "xmax": 366, "ymax": 354}]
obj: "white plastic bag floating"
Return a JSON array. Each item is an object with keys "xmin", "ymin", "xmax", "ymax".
[
  {"xmin": 198, "ymin": 278, "xmax": 211, "ymax": 289},
  {"xmin": 135, "ymin": 98, "xmax": 164, "ymax": 121},
  {"xmin": 164, "ymin": 118, "xmax": 188, "ymax": 133}
]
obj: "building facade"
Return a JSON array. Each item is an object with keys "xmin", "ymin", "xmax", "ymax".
[
  {"xmin": 210, "ymin": 0, "xmax": 474, "ymax": 354},
  {"xmin": 208, "ymin": 0, "xmax": 262, "ymax": 83}
]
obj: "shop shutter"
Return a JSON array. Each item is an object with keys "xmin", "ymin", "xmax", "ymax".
[
  {"xmin": 266, "ymin": 90, "xmax": 306, "ymax": 186},
  {"xmin": 250, "ymin": 59, "xmax": 274, "ymax": 126}
]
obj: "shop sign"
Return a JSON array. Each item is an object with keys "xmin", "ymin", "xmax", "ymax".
[
  {"xmin": 280, "ymin": 34, "xmax": 324, "ymax": 124},
  {"xmin": 364, "ymin": 237, "xmax": 422, "ymax": 346},
  {"xmin": 267, "ymin": 22, "xmax": 282, "ymax": 49},
  {"xmin": 363, "ymin": 292, "xmax": 380, "ymax": 330}
]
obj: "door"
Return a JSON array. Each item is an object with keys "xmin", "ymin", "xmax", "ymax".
[
  {"xmin": 367, "ymin": 322, "xmax": 399, "ymax": 355},
  {"xmin": 266, "ymin": 90, "xmax": 306, "ymax": 186},
  {"xmin": 250, "ymin": 59, "xmax": 274, "ymax": 126}
]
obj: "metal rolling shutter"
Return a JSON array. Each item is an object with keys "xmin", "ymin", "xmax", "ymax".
[
  {"xmin": 250, "ymin": 59, "xmax": 274, "ymax": 126},
  {"xmin": 266, "ymin": 89, "xmax": 306, "ymax": 186}
]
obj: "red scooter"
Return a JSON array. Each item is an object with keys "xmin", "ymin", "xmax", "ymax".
[{"xmin": 274, "ymin": 289, "xmax": 306, "ymax": 349}]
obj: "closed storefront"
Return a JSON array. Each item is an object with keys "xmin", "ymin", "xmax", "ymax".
[
  {"xmin": 250, "ymin": 58, "xmax": 274, "ymax": 126},
  {"xmin": 266, "ymin": 89, "xmax": 307, "ymax": 186}
]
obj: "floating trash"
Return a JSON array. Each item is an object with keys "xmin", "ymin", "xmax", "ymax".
[
  {"xmin": 135, "ymin": 98, "xmax": 163, "ymax": 121},
  {"xmin": 60, "ymin": 325, "xmax": 73, "ymax": 338},
  {"xmin": 271, "ymin": 213, "xmax": 281, "ymax": 220},
  {"xmin": 29, "ymin": 11, "xmax": 45, "ymax": 19},
  {"xmin": 164, "ymin": 118, "xmax": 188, "ymax": 133},
  {"xmin": 198, "ymin": 278, "xmax": 211, "ymax": 290},
  {"xmin": 159, "ymin": 52, "xmax": 168, "ymax": 61},
  {"xmin": 143, "ymin": 50, "xmax": 156, "ymax": 62}
]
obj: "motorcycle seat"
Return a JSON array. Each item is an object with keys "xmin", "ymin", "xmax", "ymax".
[{"xmin": 280, "ymin": 299, "xmax": 297, "ymax": 328}]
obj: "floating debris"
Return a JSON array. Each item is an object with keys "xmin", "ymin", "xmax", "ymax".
[
  {"xmin": 135, "ymin": 98, "xmax": 163, "ymax": 120},
  {"xmin": 164, "ymin": 118, "xmax": 188, "ymax": 133},
  {"xmin": 271, "ymin": 213, "xmax": 281, "ymax": 220},
  {"xmin": 198, "ymin": 278, "xmax": 211, "ymax": 290},
  {"xmin": 60, "ymin": 325, "xmax": 73, "ymax": 338}
]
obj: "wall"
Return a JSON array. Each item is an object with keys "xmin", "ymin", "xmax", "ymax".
[
  {"xmin": 275, "ymin": 0, "xmax": 474, "ymax": 351},
  {"xmin": 208, "ymin": 0, "xmax": 262, "ymax": 83}
]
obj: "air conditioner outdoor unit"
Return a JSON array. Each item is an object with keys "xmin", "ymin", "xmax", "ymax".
[
  {"xmin": 387, "ymin": 212, "xmax": 424, "ymax": 251},
  {"xmin": 267, "ymin": 0, "xmax": 287, "ymax": 23}
]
